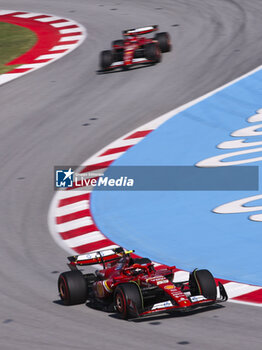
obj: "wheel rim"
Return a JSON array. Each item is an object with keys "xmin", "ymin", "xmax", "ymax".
[
  {"xmin": 116, "ymin": 293, "xmax": 124, "ymax": 312},
  {"xmin": 59, "ymin": 281, "xmax": 66, "ymax": 299}
]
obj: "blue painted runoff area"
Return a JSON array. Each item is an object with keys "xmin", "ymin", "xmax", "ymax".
[{"xmin": 91, "ymin": 69, "xmax": 262, "ymax": 286}]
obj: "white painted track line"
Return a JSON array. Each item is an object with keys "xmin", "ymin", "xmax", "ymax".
[
  {"xmin": 35, "ymin": 16, "xmax": 62, "ymax": 22},
  {"xmin": 56, "ymin": 217, "xmax": 93, "ymax": 233},
  {"xmin": 36, "ymin": 54, "xmax": 62, "ymax": 60},
  {"xmin": 65, "ymin": 232, "xmax": 107, "ymax": 248},
  {"xmin": 56, "ymin": 200, "xmax": 89, "ymax": 216},
  {"xmin": 0, "ymin": 10, "xmax": 17, "ymax": 15},
  {"xmin": 13, "ymin": 13, "xmax": 44, "ymax": 18},
  {"xmin": 59, "ymin": 35, "xmax": 83, "ymax": 42},
  {"xmin": 51, "ymin": 21, "xmax": 78, "ymax": 28},
  {"xmin": 60, "ymin": 28, "xmax": 81, "ymax": 34},
  {"xmin": 56, "ymin": 190, "xmax": 91, "ymax": 200},
  {"xmin": 224, "ymin": 282, "xmax": 261, "ymax": 299},
  {"xmin": 50, "ymin": 44, "xmax": 78, "ymax": 51}
]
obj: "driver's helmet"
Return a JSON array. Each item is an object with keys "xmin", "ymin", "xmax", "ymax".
[{"xmin": 115, "ymin": 256, "xmax": 128, "ymax": 270}]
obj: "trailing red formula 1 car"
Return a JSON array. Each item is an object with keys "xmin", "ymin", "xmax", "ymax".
[
  {"xmin": 99, "ymin": 25, "xmax": 171, "ymax": 71},
  {"xmin": 58, "ymin": 247, "xmax": 228, "ymax": 319}
]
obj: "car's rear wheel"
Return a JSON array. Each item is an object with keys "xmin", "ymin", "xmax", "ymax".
[
  {"xmin": 58, "ymin": 270, "xmax": 88, "ymax": 305},
  {"xmin": 154, "ymin": 32, "xmax": 171, "ymax": 52},
  {"xmin": 100, "ymin": 50, "xmax": 113, "ymax": 70},
  {"xmin": 144, "ymin": 43, "xmax": 161, "ymax": 63},
  {"xmin": 114, "ymin": 283, "xmax": 143, "ymax": 319},
  {"xmin": 189, "ymin": 269, "xmax": 217, "ymax": 300}
]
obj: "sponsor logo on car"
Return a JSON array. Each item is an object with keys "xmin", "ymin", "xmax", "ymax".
[
  {"xmin": 156, "ymin": 279, "xmax": 169, "ymax": 285},
  {"xmin": 151, "ymin": 300, "xmax": 173, "ymax": 310},
  {"xmin": 164, "ymin": 285, "xmax": 175, "ymax": 290},
  {"xmin": 190, "ymin": 295, "xmax": 207, "ymax": 302}
]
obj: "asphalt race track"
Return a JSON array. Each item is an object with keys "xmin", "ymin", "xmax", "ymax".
[{"xmin": 1, "ymin": 1, "xmax": 262, "ymax": 349}]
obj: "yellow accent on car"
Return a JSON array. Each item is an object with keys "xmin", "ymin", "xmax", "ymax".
[
  {"xmin": 103, "ymin": 280, "xmax": 113, "ymax": 293},
  {"xmin": 124, "ymin": 250, "xmax": 134, "ymax": 254}
]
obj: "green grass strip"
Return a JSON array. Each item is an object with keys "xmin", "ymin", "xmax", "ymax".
[{"xmin": 0, "ymin": 22, "xmax": 37, "ymax": 74}]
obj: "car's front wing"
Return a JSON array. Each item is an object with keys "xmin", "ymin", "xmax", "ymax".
[
  {"xmin": 137, "ymin": 299, "xmax": 222, "ymax": 318},
  {"xmin": 134, "ymin": 282, "xmax": 228, "ymax": 319},
  {"xmin": 108, "ymin": 57, "xmax": 153, "ymax": 69}
]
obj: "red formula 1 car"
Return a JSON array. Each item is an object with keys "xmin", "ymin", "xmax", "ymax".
[
  {"xmin": 58, "ymin": 247, "xmax": 228, "ymax": 319},
  {"xmin": 99, "ymin": 25, "xmax": 171, "ymax": 71}
]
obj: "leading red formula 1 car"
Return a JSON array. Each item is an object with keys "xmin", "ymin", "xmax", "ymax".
[
  {"xmin": 99, "ymin": 25, "xmax": 171, "ymax": 71},
  {"xmin": 58, "ymin": 248, "xmax": 228, "ymax": 319}
]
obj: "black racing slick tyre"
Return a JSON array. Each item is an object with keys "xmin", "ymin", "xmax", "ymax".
[
  {"xmin": 154, "ymin": 32, "xmax": 171, "ymax": 53},
  {"xmin": 189, "ymin": 269, "xmax": 217, "ymax": 300},
  {"xmin": 58, "ymin": 271, "xmax": 88, "ymax": 305},
  {"xmin": 114, "ymin": 283, "xmax": 143, "ymax": 319},
  {"xmin": 100, "ymin": 50, "xmax": 113, "ymax": 70},
  {"xmin": 144, "ymin": 43, "xmax": 161, "ymax": 63}
]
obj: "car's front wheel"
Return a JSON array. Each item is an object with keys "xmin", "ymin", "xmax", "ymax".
[
  {"xmin": 144, "ymin": 43, "xmax": 161, "ymax": 63},
  {"xmin": 100, "ymin": 50, "xmax": 113, "ymax": 70},
  {"xmin": 114, "ymin": 283, "xmax": 143, "ymax": 319},
  {"xmin": 154, "ymin": 32, "xmax": 171, "ymax": 53},
  {"xmin": 189, "ymin": 269, "xmax": 217, "ymax": 300},
  {"xmin": 58, "ymin": 270, "xmax": 88, "ymax": 305}
]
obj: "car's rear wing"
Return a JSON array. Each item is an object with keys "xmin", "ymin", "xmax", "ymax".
[
  {"xmin": 67, "ymin": 247, "xmax": 134, "ymax": 268},
  {"xmin": 123, "ymin": 25, "xmax": 158, "ymax": 36}
]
